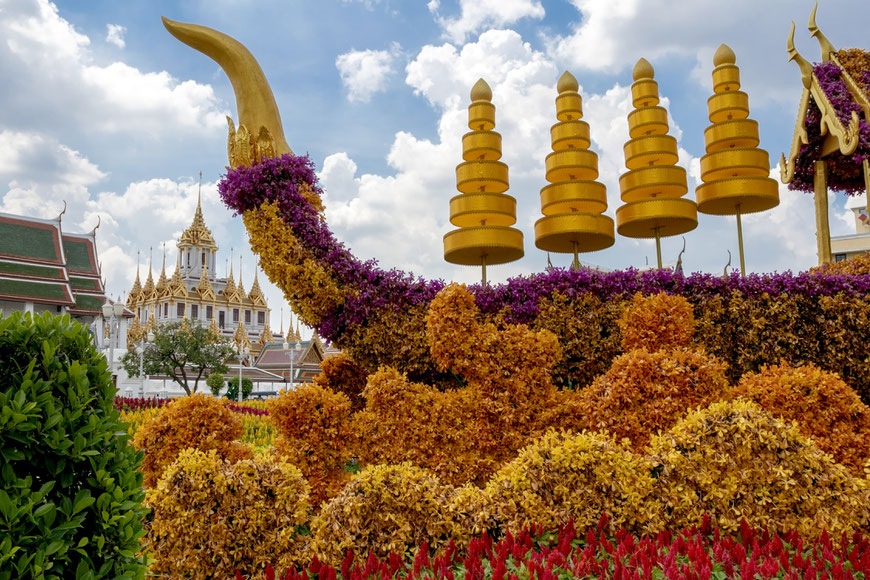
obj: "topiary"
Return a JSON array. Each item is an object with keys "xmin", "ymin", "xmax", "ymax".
[
  {"xmin": 133, "ymin": 392, "xmax": 251, "ymax": 487},
  {"xmin": 485, "ymin": 430, "xmax": 660, "ymax": 536},
  {"xmin": 618, "ymin": 292, "xmax": 695, "ymax": 352},
  {"xmin": 206, "ymin": 371, "xmax": 225, "ymax": 397},
  {"xmin": 729, "ymin": 361, "xmax": 870, "ymax": 474},
  {"xmin": 0, "ymin": 311, "xmax": 147, "ymax": 579},
  {"xmin": 312, "ymin": 353, "xmax": 368, "ymax": 411},
  {"xmin": 649, "ymin": 398, "xmax": 870, "ymax": 537},
  {"xmin": 269, "ymin": 383, "xmax": 354, "ymax": 504},
  {"xmin": 225, "ymin": 375, "xmax": 253, "ymax": 400},
  {"xmin": 146, "ymin": 448, "xmax": 311, "ymax": 578},
  {"xmin": 579, "ymin": 347, "xmax": 729, "ymax": 451},
  {"xmin": 310, "ymin": 463, "xmax": 456, "ymax": 566}
]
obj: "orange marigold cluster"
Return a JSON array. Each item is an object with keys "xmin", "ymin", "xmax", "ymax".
[
  {"xmin": 729, "ymin": 361, "xmax": 870, "ymax": 473},
  {"xmin": 133, "ymin": 393, "xmax": 250, "ymax": 487},
  {"xmin": 268, "ymin": 383, "xmax": 354, "ymax": 504},
  {"xmin": 618, "ymin": 292, "xmax": 695, "ymax": 351},
  {"xmin": 810, "ymin": 251, "xmax": 870, "ymax": 276}
]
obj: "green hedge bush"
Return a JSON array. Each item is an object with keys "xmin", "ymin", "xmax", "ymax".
[
  {"xmin": 0, "ymin": 311, "xmax": 147, "ymax": 579},
  {"xmin": 225, "ymin": 376, "xmax": 253, "ymax": 400}
]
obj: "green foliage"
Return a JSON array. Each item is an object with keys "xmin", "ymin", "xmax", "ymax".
[
  {"xmin": 0, "ymin": 311, "xmax": 147, "ymax": 579},
  {"xmin": 206, "ymin": 372, "xmax": 225, "ymax": 397},
  {"xmin": 225, "ymin": 376, "xmax": 253, "ymax": 400},
  {"xmin": 120, "ymin": 320, "xmax": 234, "ymax": 395}
]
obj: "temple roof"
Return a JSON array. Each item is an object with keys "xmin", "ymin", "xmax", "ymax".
[
  {"xmin": 780, "ymin": 13, "xmax": 870, "ymax": 195},
  {"xmin": 0, "ymin": 211, "xmax": 106, "ymax": 314},
  {"xmin": 178, "ymin": 186, "xmax": 217, "ymax": 250}
]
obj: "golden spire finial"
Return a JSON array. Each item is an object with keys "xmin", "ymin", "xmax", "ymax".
[
  {"xmin": 787, "ymin": 22, "xmax": 814, "ymax": 89},
  {"xmin": 470, "ymin": 78, "xmax": 492, "ymax": 102},
  {"xmin": 279, "ymin": 306, "xmax": 284, "ymax": 337},
  {"xmin": 557, "ymin": 71, "xmax": 579, "ymax": 94},
  {"xmin": 196, "ymin": 263, "xmax": 214, "ymax": 296},
  {"xmin": 808, "ymin": 3, "xmax": 837, "ymax": 62},
  {"xmin": 156, "ymin": 244, "xmax": 169, "ymax": 295},
  {"xmin": 179, "ymin": 173, "xmax": 218, "ymax": 250},
  {"xmin": 142, "ymin": 247, "xmax": 156, "ymax": 296},
  {"xmin": 713, "ymin": 44, "xmax": 736, "ymax": 67},
  {"xmin": 632, "ymin": 58, "xmax": 654, "ymax": 81}
]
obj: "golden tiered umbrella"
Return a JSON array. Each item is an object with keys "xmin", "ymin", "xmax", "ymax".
[
  {"xmin": 697, "ymin": 44, "xmax": 779, "ymax": 275},
  {"xmin": 535, "ymin": 72, "xmax": 614, "ymax": 269},
  {"xmin": 444, "ymin": 79, "xmax": 523, "ymax": 284},
  {"xmin": 616, "ymin": 58, "xmax": 698, "ymax": 269}
]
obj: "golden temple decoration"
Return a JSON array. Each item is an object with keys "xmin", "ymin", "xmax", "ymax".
[
  {"xmin": 696, "ymin": 44, "xmax": 779, "ymax": 275},
  {"xmin": 127, "ymin": 314, "xmax": 143, "ymax": 349},
  {"xmin": 534, "ymin": 71, "xmax": 614, "ymax": 269},
  {"xmin": 248, "ymin": 269, "xmax": 266, "ymax": 306},
  {"xmin": 167, "ymin": 257, "xmax": 188, "ymax": 298},
  {"xmin": 443, "ymin": 79, "xmax": 523, "ymax": 283},
  {"xmin": 195, "ymin": 264, "xmax": 216, "ymax": 300},
  {"xmin": 142, "ymin": 254, "xmax": 155, "ymax": 298},
  {"xmin": 179, "ymin": 173, "xmax": 218, "ymax": 250},
  {"xmin": 144, "ymin": 309, "xmax": 157, "ymax": 335},
  {"xmin": 223, "ymin": 262, "xmax": 237, "ymax": 298},
  {"xmin": 233, "ymin": 320, "xmax": 253, "ymax": 351},
  {"xmin": 257, "ymin": 319, "xmax": 273, "ymax": 349},
  {"xmin": 616, "ymin": 58, "xmax": 697, "ymax": 269},
  {"xmin": 161, "ymin": 17, "xmax": 293, "ymax": 168},
  {"xmin": 155, "ymin": 247, "xmax": 169, "ymax": 298},
  {"xmin": 126, "ymin": 261, "xmax": 142, "ymax": 307},
  {"xmin": 208, "ymin": 317, "xmax": 222, "ymax": 342}
]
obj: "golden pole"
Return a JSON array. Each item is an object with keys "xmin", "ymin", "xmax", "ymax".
[
  {"xmin": 572, "ymin": 241, "xmax": 580, "ymax": 271},
  {"xmin": 735, "ymin": 203, "xmax": 746, "ymax": 276},
  {"xmin": 863, "ymin": 159, "xmax": 869, "ymax": 214},
  {"xmin": 481, "ymin": 254, "xmax": 487, "ymax": 286},
  {"xmin": 654, "ymin": 227, "xmax": 663, "ymax": 269},
  {"xmin": 813, "ymin": 160, "xmax": 832, "ymax": 265}
]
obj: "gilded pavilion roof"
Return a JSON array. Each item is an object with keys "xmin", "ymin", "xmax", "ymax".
[
  {"xmin": 780, "ymin": 8, "xmax": 870, "ymax": 195},
  {"xmin": 178, "ymin": 190, "xmax": 217, "ymax": 250},
  {"xmin": 248, "ymin": 269, "xmax": 266, "ymax": 305}
]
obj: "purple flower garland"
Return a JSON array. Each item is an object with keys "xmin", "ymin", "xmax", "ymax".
[{"xmin": 789, "ymin": 61, "xmax": 870, "ymax": 195}]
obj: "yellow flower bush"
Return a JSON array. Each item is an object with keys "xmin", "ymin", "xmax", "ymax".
[
  {"xmin": 729, "ymin": 361, "xmax": 870, "ymax": 473},
  {"xmin": 649, "ymin": 398, "xmax": 870, "ymax": 537},
  {"xmin": 240, "ymin": 413, "xmax": 277, "ymax": 450},
  {"xmin": 485, "ymin": 430, "xmax": 660, "ymax": 536},
  {"xmin": 147, "ymin": 448, "xmax": 311, "ymax": 579},
  {"xmin": 618, "ymin": 292, "xmax": 695, "ymax": 352},
  {"xmin": 269, "ymin": 383, "xmax": 355, "ymax": 504},
  {"xmin": 133, "ymin": 393, "xmax": 251, "ymax": 487},
  {"xmin": 310, "ymin": 463, "xmax": 455, "ymax": 566},
  {"xmin": 312, "ymin": 352, "xmax": 368, "ymax": 411}
]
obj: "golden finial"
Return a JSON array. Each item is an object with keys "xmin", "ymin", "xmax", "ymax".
[
  {"xmin": 713, "ymin": 44, "xmax": 736, "ymax": 67},
  {"xmin": 279, "ymin": 306, "xmax": 284, "ymax": 337},
  {"xmin": 632, "ymin": 58, "xmax": 654, "ymax": 81},
  {"xmin": 787, "ymin": 22, "xmax": 814, "ymax": 89},
  {"xmin": 808, "ymin": 3, "xmax": 837, "ymax": 62},
  {"xmin": 470, "ymin": 78, "xmax": 492, "ymax": 102},
  {"xmin": 557, "ymin": 71, "xmax": 579, "ymax": 93}
]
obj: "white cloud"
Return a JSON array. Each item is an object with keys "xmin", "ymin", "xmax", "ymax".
[
  {"xmin": 0, "ymin": 130, "xmax": 105, "ymax": 185},
  {"xmin": 105, "ymin": 23, "xmax": 126, "ymax": 49},
  {"xmin": 431, "ymin": 0, "xmax": 545, "ymax": 44},
  {"xmin": 336, "ymin": 43, "xmax": 402, "ymax": 103}
]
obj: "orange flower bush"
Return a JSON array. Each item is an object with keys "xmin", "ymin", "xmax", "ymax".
[
  {"xmin": 649, "ymin": 399, "xmax": 870, "ymax": 537},
  {"xmin": 147, "ymin": 448, "xmax": 311, "ymax": 579},
  {"xmin": 485, "ymin": 430, "xmax": 660, "ymax": 536},
  {"xmin": 268, "ymin": 383, "xmax": 354, "ymax": 504},
  {"xmin": 579, "ymin": 347, "xmax": 729, "ymax": 450},
  {"xmin": 313, "ymin": 352, "xmax": 369, "ymax": 411},
  {"xmin": 618, "ymin": 292, "xmax": 695, "ymax": 352},
  {"xmin": 729, "ymin": 361, "xmax": 870, "ymax": 473},
  {"xmin": 133, "ymin": 393, "xmax": 250, "ymax": 487},
  {"xmin": 310, "ymin": 463, "xmax": 455, "ymax": 566}
]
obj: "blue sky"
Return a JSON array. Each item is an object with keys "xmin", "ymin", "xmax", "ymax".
[{"xmin": 0, "ymin": 0, "xmax": 868, "ymax": 336}]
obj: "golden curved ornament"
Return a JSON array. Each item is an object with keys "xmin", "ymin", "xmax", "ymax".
[
  {"xmin": 161, "ymin": 17, "xmax": 292, "ymax": 166},
  {"xmin": 808, "ymin": 3, "xmax": 837, "ymax": 63}
]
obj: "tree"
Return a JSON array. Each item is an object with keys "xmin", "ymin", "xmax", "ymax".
[
  {"xmin": 121, "ymin": 321, "xmax": 235, "ymax": 395},
  {"xmin": 226, "ymin": 376, "xmax": 253, "ymax": 400},
  {"xmin": 207, "ymin": 372, "xmax": 226, "ymax": 397}
]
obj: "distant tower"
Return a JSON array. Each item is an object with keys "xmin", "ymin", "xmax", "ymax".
[
  {"xmin": 534, "ymin": 71, "xmax": 614, "ymax": 269},
  {"xmin": 616, "ymin": 58, "xmax": 697, "ymax": 269},
  {"xmin": 696, "ymin": 44, "xmax": 779, "ymax": 275},
  {"xmin": 443, "ymin": 79, "xmax": 523, "ymax": 284}
]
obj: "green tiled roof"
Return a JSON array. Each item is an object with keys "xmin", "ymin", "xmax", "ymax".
[
  {"xmin": 0, "ymin": 221, "xmax": 60, "ymax": 262},
  {"xmin": 62, "ymin": 239, "xmax": 95, "ymax": 273},
  {"xmin": 73, "ymin": 294, "xmax": 104, "ymax": 312},
  {"xmin": 0, "ymin": 261, "xmax": 63, "ymax": 279},
  {"xmin": 70, "ymin": 276, "xmax": 100, "ymax": 290},
  {"xmin": 0, "ymin": 278, "xmax": 71, "ymax": 302}
]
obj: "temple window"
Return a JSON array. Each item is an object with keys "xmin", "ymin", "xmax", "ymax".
[
  {"xmin": 258, "ymin": 311, "xmax": 265, "ymax": 325},
  {"xmin": 191, "ymin": 304, "xmax": 199, "ymax": 319},
  {"xmin": 177, "ymin": 303, "xmax": 185, "ymax": 317},
  {"xmin": 233, "ymin": 308, "xmax": 239, "ymax": 322},
  {"xmin": 245, "ymin": 310, "xmax": 251, "ymax": 324},
  {"xmin": 206, "ymin": 305, "xmax": 213, "ymax": 320},
  {"xmin": 164, "ymin": 303, "xmax": 168, "ymax": 317}
]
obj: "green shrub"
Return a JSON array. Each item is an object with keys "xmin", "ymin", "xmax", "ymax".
[
  {"xmin": 0, "ymin": 311, "xmax": 147, "ymax": 579},
  {"xmin": 225, "ymin": 376, "xmax": 253, "ymax": 400},
  {"xmin": 206, "ymin": 372, "xmax": 225, "ymax": 397}
]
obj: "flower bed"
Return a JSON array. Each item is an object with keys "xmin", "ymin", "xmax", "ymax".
[{"xmin": 240, "ymin": 517, "xmax": 870, "ymax": 580}]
